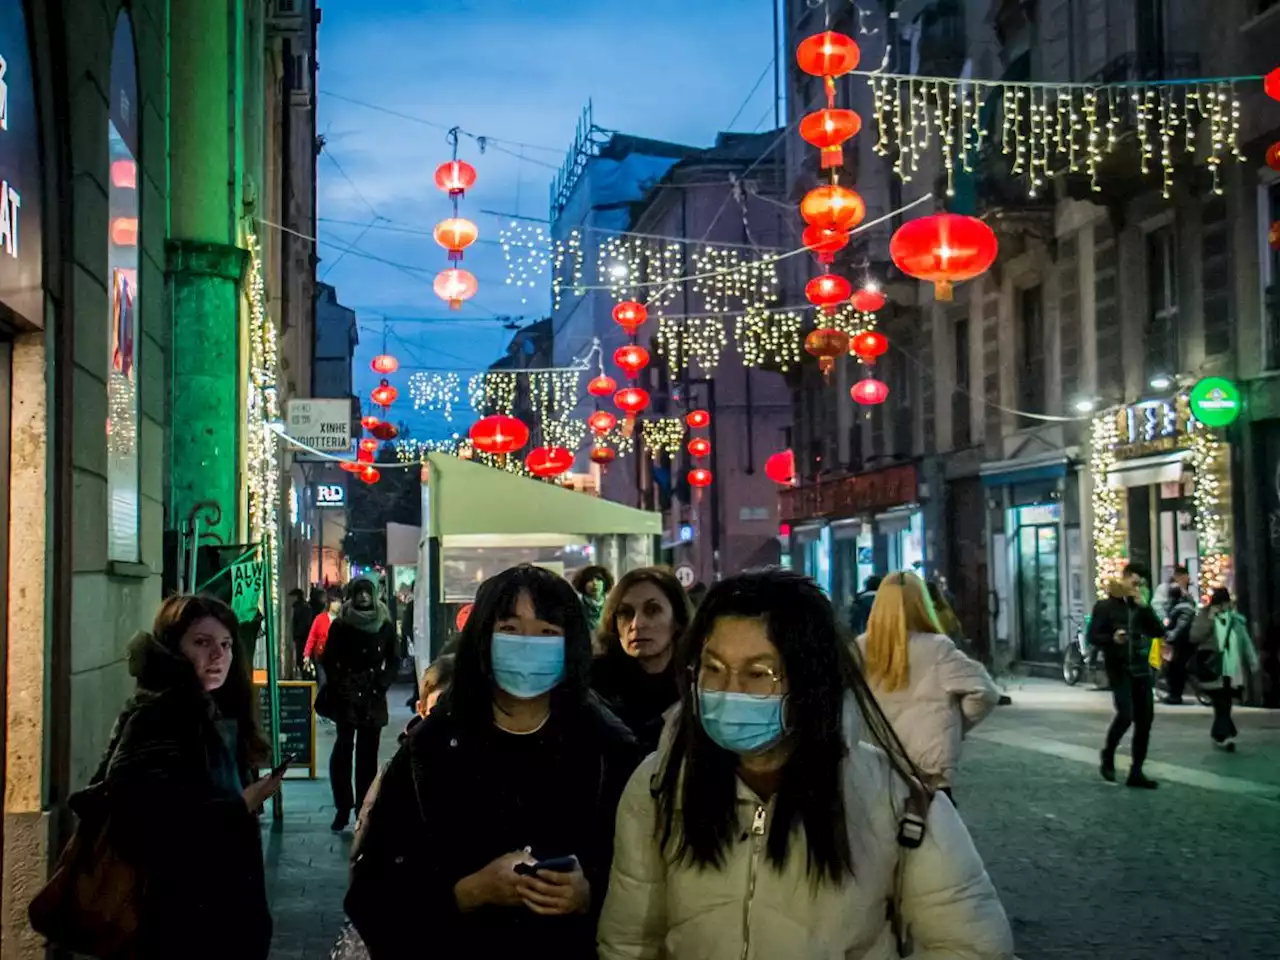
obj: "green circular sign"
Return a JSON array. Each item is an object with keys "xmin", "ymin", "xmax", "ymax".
[{"xmin": 1188, "ymin": 377, "xmax": 1242, "ymax": 428}]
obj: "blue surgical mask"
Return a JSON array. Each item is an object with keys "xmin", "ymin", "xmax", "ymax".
[
  {"xmin": 697, "ymin": 690, "xmax": 786, "ymax": 755},
  {"xmin": 491, "ymin": 633, "xmax": 565, "ymax": 700}
]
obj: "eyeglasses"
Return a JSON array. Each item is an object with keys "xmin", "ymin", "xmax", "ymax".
[{"xmin": 694, "ymin": 659, "xmax": 783, "ymax": 699}]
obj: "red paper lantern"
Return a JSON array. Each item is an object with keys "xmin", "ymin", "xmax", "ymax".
[
  {"xmin": 525, "ymin": 445, "xmax": 574, "ymax": 478},
  {"xmin": 850, "ymin": 287, "xmax": 886, "ymax": 313},
  {"xmin": 434, "ymin": 159, "xmax": 477, "ymax": 196},
  {"xmin": 800, "ymin": 184, "xmax": 866, "ymax": 233},
  {"xmin": 433, "ymin": 217, "xmax": 479, "ymax": 261},
  {"xmin": 802, "ymin": 224, "xmax": 850, "ymax": 264},
  {"xmin": 357, "ymin": 448, "xmax": 374, "ymax": 464},
  {"xmin": 795, "ymin": 31, "xmax": 860, "ymax": 78},
  {"xmin": 687, "ymin": 437, "xmax": 711, "ymax": 458},
  {"xmin": 614, "ymin": 387, "xmax": 650, "ymax": 416},
  {"xmin": 434, "ymin": 268, "xmax": 478, "ymax": 309},
  {"xmin": 371, "ymin": 354, "xmax": 399, "ymax": 375},
  {"xmin": 686, "ymin": 409, "xmax": 711, "ymax": 429},
  {"xmin": 850, "ymin": 329, "xmax": 889, "ymax": 364},
  {"xmin": 341, "ymin": 460, "xmax": 363, "ymax": 474},
  {"xmin": 360, "ymin": 465, "xmax": 382, "ymax": 485},
  {"xmin": 1268, "ymin": 142, "xmax": 1280, "ymax": 173},
  {"xmin": 800, "ymin": 109, "xmax": 862, "ymax": 169},
  {"xmin": 359, "ymin": 438, "xmax": 378, "ymax": 453},
  {"xmin": 588, "ymin": 410, "xmax": 618, "ymax": 435},
  {"xmin": 612, "ymin": 301, "xmax": 648, "ymax": 334},
  {"xmin": 805, "ymin": 274, "xmax": 853, "ymax": 315},
  {"xmin": 889, "ymin": 213, "xmax": 998, "ymax": 301},
  {"xmin": 851, "ymin": 377, "xmax": 890, "ymax": 405},
  {"xmin": 371, "ymin": 380, "xmax": 398, "ymax": 408},
  {"xmin": 804, "ymin": 328, "xmax": 850, "ymax": 376},
  {"xmin": 688, "ymin": 467, "xmax": 714, "ymax": 488},
  {"xmin": 587, "ymin": 374, "xmax": 618, "ymax": 398},
  {"xmin": 1267, "ymin": 67, "xmax": 1280, "ymax": 102},
  {"xmin": 371, "ymin": 422, "xmax": 399, "ymax": 442},
  {"xmin": 360, "ymin": 415, "xmax": 381, "ymax": 431},
  {"xmin": 469, "ymin": 414, "xmax": 529, "ymax": 456},
  {"xmin": 614, "ymin": 344, "xmax": 650, "ymax": 379},
  {"xmin": 764, "ymin": 449, "xmax": 796, "ymax": 486},
  {"xmin": 590, "ymin": 446, "xmax": 617, "ymax": 467}
]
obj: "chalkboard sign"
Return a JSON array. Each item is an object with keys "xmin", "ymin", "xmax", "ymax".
[{"xmin": 255, "ymin": 681, "xmax": 317, "ymax": 777}]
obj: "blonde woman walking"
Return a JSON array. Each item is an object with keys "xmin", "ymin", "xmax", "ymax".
[{"xmin": 856, "ymin": 572, "xmax": 1001, "ymax": 800}]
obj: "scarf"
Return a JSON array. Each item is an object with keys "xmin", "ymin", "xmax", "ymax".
[{"xmin": 342, "ymin": 599, "xmax": 389, "ymax": 634}]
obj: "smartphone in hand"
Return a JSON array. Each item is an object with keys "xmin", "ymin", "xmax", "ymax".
[
  {"xmin": 514, "ymin": 856, "xmax": 577, "ymax": 877},
  {"xmin": 270, "ymin": 753, "xmax": 297, "ymax": 779}
]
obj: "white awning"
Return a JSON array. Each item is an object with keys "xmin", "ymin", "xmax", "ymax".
[{"xmin": 1107, "ymin": 450, "xmax": 1189, "ymax": 489}]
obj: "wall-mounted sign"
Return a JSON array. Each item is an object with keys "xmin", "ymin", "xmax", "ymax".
[
  {"xmin": 0, "ymin": 0, "xmax": 45, "ymax": 329},
  {"xmin": 678, "ymin": 523, "xmax": 694, "ymax": 542},
  {"xmin": 286, "ymin": 398, "xmax": 353, "ymax": 452},
  {"xmin": 1110, "ymin": 397, "xmax": 1194, "ymax": 461},
  {"xmin": 1188, "ymin": 377, "xmax": 1242, "ymax": 429},
  {"xmin": 779, "ymin": 463, "xmax": 917, "ymax": 523},
  {"xmin": 315, "ymin": 482, "xmax": 346, "ymax": 508},
  {"xmin": 674, "ymin": 564, "xmax": 696, "ymax": 588}
]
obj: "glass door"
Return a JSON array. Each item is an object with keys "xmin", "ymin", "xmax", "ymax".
[{"xmin": 1016, "ymin": 523, "xmax": 1062, "ymax": 662}]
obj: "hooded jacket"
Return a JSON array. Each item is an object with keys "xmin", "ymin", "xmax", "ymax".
[
  {"xmin": 854, "ymin": 632, "xmax": 1001, "ymax": 788},
  {"xmin": 103, "ymin": 633, "xmax": 271, "ymax": 960},
  {"xmin": 1088, "ymin": 581, "xmax": 1165, "ymax": 677},
  {"xmin": 598, "ymin": 701, "xmax": 1014, "ymax": 960},
  {"xmin": 320, "ymin": 577, "xmax": 399, "ymax": 727}
]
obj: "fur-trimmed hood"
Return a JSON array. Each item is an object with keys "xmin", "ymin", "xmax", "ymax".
[{"xmin": 127, "ymin": 630, "xmax": 207, "ymax": 699}]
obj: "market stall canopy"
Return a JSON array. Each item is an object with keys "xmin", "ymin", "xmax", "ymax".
[{"xmin": 425, "ymin": 453, "xmax": 663, "ymax": 538}]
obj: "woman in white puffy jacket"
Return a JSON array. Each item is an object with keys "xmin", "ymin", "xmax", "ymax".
[
  {"xmin": 598, "ymin": 568, "xmax": 1014, "ymax": 960},
  {"xmin": 856, "ymin": 572, "xmax": 1001, "ymax": 799}
]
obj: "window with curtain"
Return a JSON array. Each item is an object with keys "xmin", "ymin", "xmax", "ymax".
[{"xmin": 107, "ymin": 13, "xmax": 140, "ymax": 562}]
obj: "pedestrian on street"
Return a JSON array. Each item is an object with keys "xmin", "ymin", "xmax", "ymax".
[
  {"xmin": 571, "ymin": 564, "xmax": 614, "ymax": 643},
  {"xmin": 1152, "ymin": 564, "xmax": 1191, "ymax": 623},
  {"xmin": 320, "ymin": 576, "xmax": 399, "ymax": 832},
  {"xmin": 592, "ymin": 566, "xmax": 692, "ymax": 755},
  {"xmin": 1158, "ymin": 584, "xmax": 1197, "ymax": 704},
  {"xmin": 303, "ymin": 587, "xmax": 342, "ymax": 668},
  {"xmin": 1090, "ymin": 562, "xmax": 1165, "ymax": 789},
  {"xmin": 345, "ymin": 565, "xmax": 639, "ymax": 959},
  {"xmin": 927, "ymin": 579, "xmax": 966, "ymax": 645},
  {"xmin": 1192, "ymin": 587, "xmax": 1260, "ymax": 752},
  {"xmin": 598, "ymin": 568, "xmax": 1014, "ymax": 960},
  {"xmin": 82, "ymin": 595, "xmax": 277, "ymax": 959},
  {"xmin": 850, "ymin": 574, "xmax": 882, "ymax": 636},
  {"xmin": 856, "ymin": 571, "xmax": 1001, "ymax": 801},
  {"xmin": 289, "ymin": 588, "xmax": 311, "ymax": 675}
]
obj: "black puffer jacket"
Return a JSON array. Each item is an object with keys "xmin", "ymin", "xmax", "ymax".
[
  {"xmin": 1089, "ymin": 580, "xmax": 1165, "ymax": 678},
  {"xmin": 347, "ymin": 696, "xmax": 639, "ymax": 959},
  {"xmin": 104, "ymin": 633, "xmax": 271, "ymax": 960},
  {"xmin": 319, "ymin": 609, "xmax": 399, "ymax": 728}
]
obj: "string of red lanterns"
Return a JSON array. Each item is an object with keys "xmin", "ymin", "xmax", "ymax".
[
  {"xmin": 1267, "ymin": 73, "xmax": 1280, "ymax": 242},
  {"xmin": 433, "ymin": 143, "xmax": 479, "ymax": 310}
]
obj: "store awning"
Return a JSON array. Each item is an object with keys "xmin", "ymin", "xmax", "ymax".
[
  {"xmin": 980, "ymin": 451, "xmax": 1072, "ymax": 488},
  {"xmin": 1106, "ymin": 450, "xmax": 1188, "ymax": 490},
  {"xmin": 425, "ymin": 453, "xmax": 663, "ymax": 539}
]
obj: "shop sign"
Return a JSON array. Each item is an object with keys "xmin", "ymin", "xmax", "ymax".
[
  {"xmin": 315, "ymin": 482, "xmax": 345, "ymax": 508},
  {"xmin": 1188, "ymin": 377, "xmax": 1241, "ymax": 428},
  {"xmin": 1110, "ymin": 398, "xmax": 1194, "ymax": 461},
  {"xmin": 229, "ymin": 559, "xmax": 265, "ymax": 623},
  {"xmin": 0, "ymin": 1, "xmax": 44, "ymax": 329},
  {"xmin": 286, "ymin": 398, "xmax": 353, "ymax": 452},
  {"xmin": 779, "ymin": 463, "xmax": 917, "ymax": 523}
]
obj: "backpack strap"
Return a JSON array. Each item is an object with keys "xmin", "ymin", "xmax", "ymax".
[{"xmin": 889, "ymin": 776, "xmax": 934, "ymax": 958}]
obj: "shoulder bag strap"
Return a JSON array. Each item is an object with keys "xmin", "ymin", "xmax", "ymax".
[
  {"xmin": 88, "ymin": 708, "xmax": 136, "ymax": 787},
  {"xmin": 890, "ymin": 776, "xmax": 933, "ymax": 957}
]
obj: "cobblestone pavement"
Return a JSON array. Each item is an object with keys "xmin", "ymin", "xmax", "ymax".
[{"xmin": 265, "ymin": 680, "xmax": 1280, "ymax": 958}]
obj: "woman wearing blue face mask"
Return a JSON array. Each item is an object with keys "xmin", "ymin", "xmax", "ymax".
[
  {"xmin": 599, "ymin": 568, "xmax": 1014, "ymax": 960},
  {"xmin": 346, "ymin": 565, "xmax": 639, "ymax": 959}
]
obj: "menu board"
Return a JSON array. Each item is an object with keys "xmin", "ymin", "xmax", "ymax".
[{"xmin": 255, "ymin": 681, "xmax": 317, "ymax": 777}]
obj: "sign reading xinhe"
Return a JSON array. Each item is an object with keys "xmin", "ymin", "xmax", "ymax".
[{"xmin": 286, "ymin": 399, "xmax": 353, "ymax": 452}]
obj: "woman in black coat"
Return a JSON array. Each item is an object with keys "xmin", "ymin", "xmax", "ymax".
[
  {"xmin": 347, "ymin": 565, "xmax": 639, "ymax": 960},
  {"xmin": 103, "ymin": 594, "xmax": 278, "ymax": 960},
  {"xmin": 592, "ymin": 566, "xmax": 693, "ymax": 756},
  {"xmin": 320, "ymin": 576, "xmax": 399, "ymax": 830}
]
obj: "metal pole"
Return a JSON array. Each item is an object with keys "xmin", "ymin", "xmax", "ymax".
[
  {"xmin": 772, "ymin": 0, "xmax": 782, "ymax": 130},
  {"xmin": 262, "ymin": 537, "xmax": 283, "ymax": 821},
  {"xmin": 188, "ymin": 515, "xmax": 201, "ymax": 594}
]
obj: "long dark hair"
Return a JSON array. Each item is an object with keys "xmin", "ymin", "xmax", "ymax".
[
  {"xmin": 597, "ymin": 566, "xmax": 693, "ymax": 658},
  {"xmin": 655, "ymin": 568, "xmax": 920, "ymax": 884},
  {"xmin": 152, "ymin": 594, "xmax": 269, "ymax": 766},
  {"xmin": 443, "ymin": 565, "xmax": 594, "ymax": 732}
]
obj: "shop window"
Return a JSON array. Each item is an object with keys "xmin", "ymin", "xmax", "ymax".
[
  {"xmin": 1016, "ymin": 285, "xmax": 1045, "ymax": 427},
  {"xmin": 1144, "ymin": 225, "xmax": 1179, "ymax": 383},
  {"xmin": 106, "ymin": 14, "xmax": 140, "ymax": 563}
]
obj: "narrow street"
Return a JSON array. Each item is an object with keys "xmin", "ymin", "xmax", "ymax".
[{"xmin": 263, "ymin": 680, "xmax": 1280, "ymax": 958}]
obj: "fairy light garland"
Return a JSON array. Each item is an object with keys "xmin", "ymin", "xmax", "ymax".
[
  {"xmin": 499, "ymin": 220, "xmax": 552, "ymax": 304},
  {"xmin": 409, "ymin": 372, "xmax": 461, "ymax": 420},
  {"xmin": 106, "ymin": 373, "xmax": 137, "ymax": 458},
  {"xmin": 468, "ymin": 371, "xmax": 520, "ymax": 415},
  {"xmin": 245, "ymin": 229, "xmax": 281, "ymax": 602},
  {"xmin": 642, "ymin": 418, "xmax": 685, "ymax": 462},
  {"xmin": 656, "ymin": 316, "xmax": 729, "ymax": 378},
  {"xmin": 1089, "ymin": 412, "xmax": 1125, "ymax": 597},
  {"xmin": 551, "ymin": 230, "xmax": 586, "ymax": 309},
  {"xmin": 735, "ymin": 307, "xmax": 803, "ymax": 370},
  {"xmin": 691, "ymin": 247, "xmax": 781, "ymax": 314},
  {"xmin": 867, "ymin": 74, "xmax": 1246, "ymax": 198},
  {"xmin": 1189, "ymin": 427, "xmax": 1232, "ymax": 599}
]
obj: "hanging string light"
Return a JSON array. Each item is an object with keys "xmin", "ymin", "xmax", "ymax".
[
  {"xmin": 656, "ymin": 316, "xmax": 729, "ymax": 378},
  {"xmin": 642, "ymin": 418, "xmax": 685, "ymax": 461},
  {"xmin": 409, "ymin": 371, "xmax": 461, "ymax": 420},
  {"xmin": 735, "ymin": 307, "xmax": 803, "ymax": 370},
  {"xmin": 500, "ymin": 220, "xmax": 552, "ymax": 305},
  {"xmin": 1090, "ymin": 412, "xmax": 1126, "ymax": 595}
]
